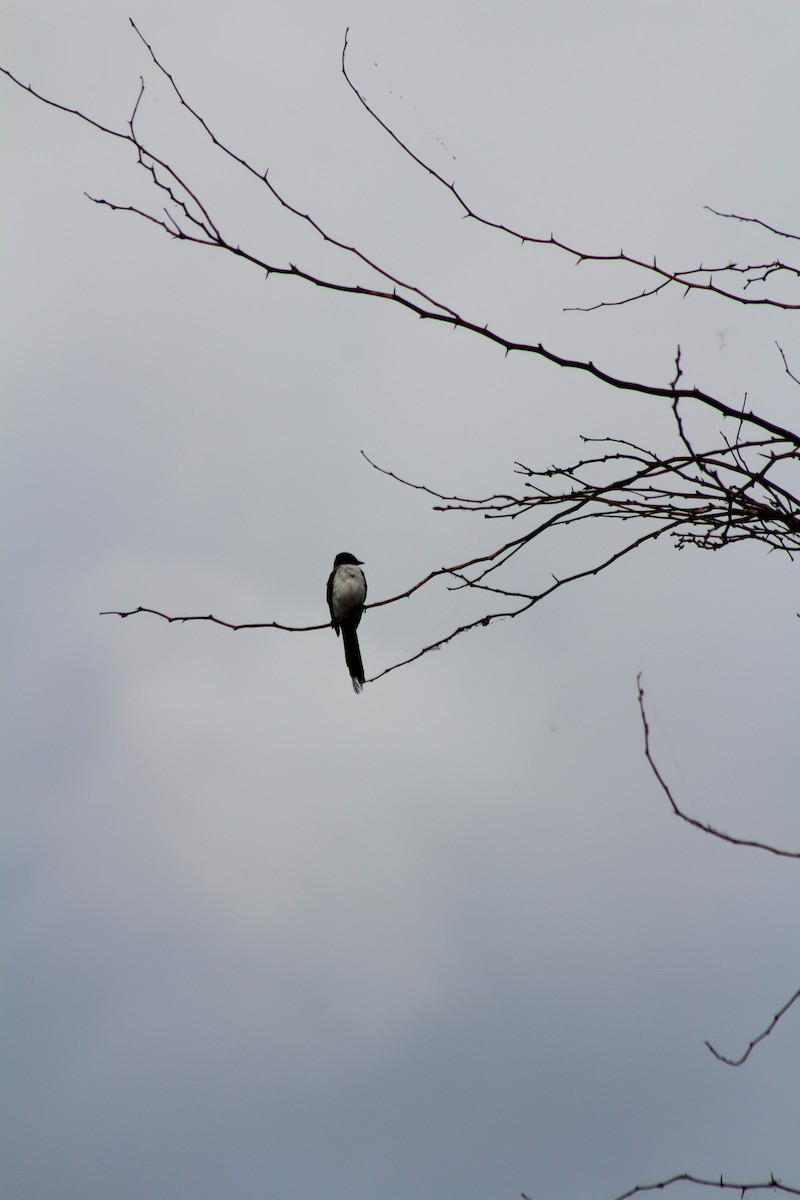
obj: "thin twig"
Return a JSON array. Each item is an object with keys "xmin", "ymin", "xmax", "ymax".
[
  {"xmin": 637, "ymin": 675, "xmax": 800, "ymax": 859},
  {"xmin": 705, "ymin": 207, "xmax": 800, "ymax": 243},
  {"xmin": 340, "ymin": 33, "xmax": 800, "ymax": 310},
  {"xmin": 4, "ymin": 55, "xmax": 799, "ymax": 445},
  {"xmin": 524, "ymin": 1172, "xmax": 800, "ymax": 1200},
  {"xmin": 99, "ymin": 605, "xmax": 331, "ymax": 632},
  {"xmin": 705, "ymin": 985, "xmax": 800, "ymax": 1066}
]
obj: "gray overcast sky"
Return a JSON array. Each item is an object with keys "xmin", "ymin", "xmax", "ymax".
[{"xmin": 2, "ymin": 2, "xmax": 799, "ymax": 1199}]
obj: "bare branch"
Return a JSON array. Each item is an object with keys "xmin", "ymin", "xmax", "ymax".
[
  {"xmin": 705, "ymin": 206, "xmax": 800, "ymax": 243},
  {"xmin": 368, "ymin": 525, "xmax": 675, "ymax": 683},
  {"xmin": 637, "ymin": 675, "xmax": 800, "ymax": 859},
  {"xmin": 777, "ymin": 343, "xmax": 800, "ymax": 388},
  {"xmin": 7, "ymin": 29, "xmax": 800, "ymax": 708},
  {"xmin": 104, "ymin": 409, "xmax": 798, "ymax": 682},
  {"xmin": 4, "ymin": 48, "xmax": 800, "ymax": 446},
  {"xmin": 524, "ymin": 1172, "xmax": 800, "ymax": 1200},
  {"xmin": 0, "ymin": 63, "xmax": 223, "ymax": 245},
  {"xmin": 127, "ymin": 19, "xmax": 460, "ymax": 322},
  {"xmin": 705, "ymin": 984, "xmax": 800, "ymax": 1066},
  {"xmin": 0, "ymin": 63, "xmax": 132, "ymax": 142},
  {"xmin": 361, "ymin": 450, "xmax": 519, "ymax": 510},
  {"xmin": 341, "ymin": 33, "xmax": 800, "ymax": 311},
  {"xmin": 99, "ymin": 605, "xmax": 332, "ymax": 633}
]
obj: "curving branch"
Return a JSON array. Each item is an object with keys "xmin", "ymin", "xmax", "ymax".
[
  {"xmin": 706, "ymin": 207, "xmax": 800, "ymax": 243},
  {"xmin": 3, "ymin": 37, "xmax": 799, "ymax": 448},
  {"xmin": 341, "ymin": 32, "xmax": 800, "ymax": 313},
  {"xmin": 705, "ymin": 985, "xmax": 800, "ymax": 1066},
  {"xmin": 8, "ymin": 14, "xmax": 800, "ymax": 1107},
  {"xmin": 100, "ymin": 515, "xmax": 675, "ymax": 684},
  {"xmin": 6, "ymin": 24, "xmax": 796, "ymax": 686},
  {"xmin": 99, "ymin": 605, "xmax": 331, "ymax": 633},
  {"xmin": 777, "ymin": 343, "xmax": 800, "ymax": 389},
  {"xmin": 397, "ymin": 417, "xmax": 800, "ymax": 556},
  {"xmin": 523, "ymin": 1173, "xmax": 800, "ymax": 1200},
  {"xmin": 126, "ymin": 20, "xmax": 461, "ymax": 322},
  {"xmin": 636, "ymin": 675, "xmax": 800, "ymax": 860},
  {"xmin": 98, "ymin": 362, "xmax": 798, "ymax": 681}
]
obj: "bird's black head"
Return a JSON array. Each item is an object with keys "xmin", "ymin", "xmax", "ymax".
[{"xmin": 333, "ymin": 552, "xmax": 363, "ymax": 566}]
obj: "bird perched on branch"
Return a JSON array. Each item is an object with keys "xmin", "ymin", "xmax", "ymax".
[{"xmin": 327, "ymin": 552, "xmax": 367, "ymax": 693}]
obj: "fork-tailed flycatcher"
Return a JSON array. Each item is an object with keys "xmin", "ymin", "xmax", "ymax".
[{"xmin": 327, "ymin": 551, "xmax": 367, "ymax": 694}]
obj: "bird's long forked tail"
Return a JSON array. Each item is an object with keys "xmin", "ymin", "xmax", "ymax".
[{"xmin": 342, "ymin": 623, "xmax": 365, "ymax": 694}]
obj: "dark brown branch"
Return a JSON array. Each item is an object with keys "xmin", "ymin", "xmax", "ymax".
[
  {"xmin": 127, "ymin": 19, "xmax": 460, "ymax": 322},
  {"xmin": 341, "ymin": 33, "xmax": 800, "ymax": 311},
  {"xmin": 99, "ymin": 605, "xmax": 331, "ymax": 632},
  {"xmin": 637, "ymin": 675, "xmax": 800, "ymax": 859},
  {"xmin": 705, "ymin": 985, "xmax": 800, "ymax": 1066},
  {"xmin": 0, "ymin": 64, "xmax": 223, "ymax": 245},
  {"xmin": 367, "ymin": 525, "xmax": 674, "ymax": 683},
  {"xmin": 0, "ymin": 64, "xmax": 131, "ymax": 141},
  {"xmin": 524, "ymin": 1173, "xmax": 800, "ymax": 1200},
  {"xmin": 361, "ymin": 450, "xmax": 518, "ymax": 509},
  {"xmin": 372, "ymin": 420, "xmax": 800, "ymax": 554},
  {"xmin": 197, "ymin": 242, "xmax": 800, "ymax": 446},
  {"xmin": 4, "ymin": 50, "xmax": 799, "ymax": 446},
  {"xmin": 75, "ymin": 187, "xmax": 800, "ymax": 448},
  {"xmin": 99, "ymin": 517, "xmax": 675, "ymax": 685},
  {"xmin": 777, "ymin": 343, "xmax": 800, "ymax": 388},
  {"xmin": 8, "ymin": 30, "xmax": 800, "ymax": 695},
  {"xmin": 705, "ymin": 206, "xmax": 800, "ymax": 243}
]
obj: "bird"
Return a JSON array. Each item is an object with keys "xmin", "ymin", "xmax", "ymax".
[{"xmin": 327, "ymin": 551, "xmax": 367, "ymax": 693}]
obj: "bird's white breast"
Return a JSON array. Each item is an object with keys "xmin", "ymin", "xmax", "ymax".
[{"xmin": 331, "ymin": 565, "xmax": 366, "ymax": 620}]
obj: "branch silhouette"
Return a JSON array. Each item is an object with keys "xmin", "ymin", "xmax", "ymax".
[
  {"xmin": 637, "ymin": 675, "xmax": 800, "ymax": 860},
  {"xmin": 341, "ymin": 32, "xmax": 800, "ymax": 314},
  {"xmin": 3, "ymin": 42, "xmax": 800, "ymax": 447},
  {"xmin": 8, "ymin": 24, "xmax": 796, "ymax": 679},
  {"xmin": 525, "ymin": 1173, "xmax": 800, "ymax": 1200},
  {"xmin": 705, "ymin": 985, "xmax": 800, "ymax": 1066},
  {"xmin": 5, "ymin": 21, "xmax": 799, "ymax": 1198}
]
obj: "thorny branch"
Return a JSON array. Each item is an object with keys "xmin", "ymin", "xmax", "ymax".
[
  {"xmin": 11, "ymin": 22, "xmax": 794, "ymax": 676},
  {"xmin": 3, "ymin": 36, "xmax": 800, "ymax": 446},
  {"xmin": 341, "ymin": 31, "xmax": 800, "ymax": 313},
  {"xmin": 637, "ymin": 673, "xmax": 799, "ymax": 1070},
  {"xmin": 636, "ymin": 675, "xmax": 800, "ymax": 860},
  {"xmin": 98, "ymin": 606, "xmax": 331, "ymax": 634},
  {"xmin": 5, "ymin": 24, "xmax": 799, "ymax": 673},
  {"xmin": 524, "ymin": 1174, "xmax": 800, "ymax": 1200},
  {"xmin": 704, "ymin": 985, "xmax": 800, "ymax": 1066},
  {"xmin": 6, "ymin": 23, "xmax": 800, "ymax": 1177}
]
